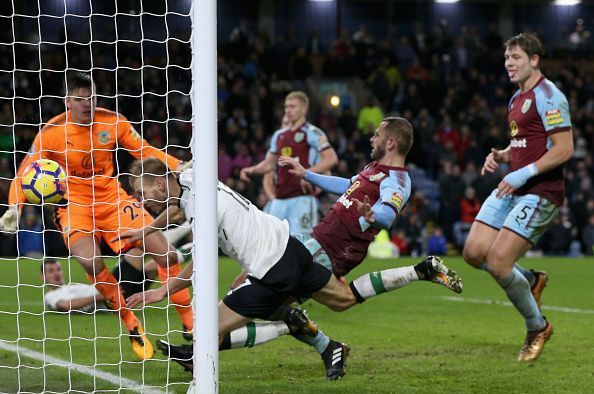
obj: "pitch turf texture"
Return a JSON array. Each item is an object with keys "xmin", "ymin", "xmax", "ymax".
[{"xmin": 0, "ymin": 256, "xmax": 592, "ymax": 393}]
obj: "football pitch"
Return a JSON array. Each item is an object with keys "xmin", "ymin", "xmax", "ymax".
[{"xmin": 0, "ymin": 256, "xmax": 592, "ymax": 393}]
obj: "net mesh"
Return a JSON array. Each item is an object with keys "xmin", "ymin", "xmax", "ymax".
[{"xmin": 0, "ymin": 1, "xmax": 193, "ymax": 392}]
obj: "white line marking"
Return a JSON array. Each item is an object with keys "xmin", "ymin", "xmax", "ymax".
[
  {"xmin": 441, "ymin": 296, "xmax": 594, "ymax": 315},
  {"xmin": 0, "ymin": 340, "xmax": 165, "ymax": 394}
]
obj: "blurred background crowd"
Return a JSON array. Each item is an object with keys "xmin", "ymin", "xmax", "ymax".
[{"xmin": 0, "ymin": 0, "xmax": 592, "ymax": 257}]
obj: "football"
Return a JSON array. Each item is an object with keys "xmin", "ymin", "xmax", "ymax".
[{"xmin": 21, "ymin": 159, "xmax": 67, "ymax": 204}]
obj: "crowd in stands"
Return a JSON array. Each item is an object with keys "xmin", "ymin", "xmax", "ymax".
[{"xmin": 0, "ymin": 17, "xmax": 592, "ymax": 257}]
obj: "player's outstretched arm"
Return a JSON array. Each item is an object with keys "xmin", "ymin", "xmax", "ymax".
[
  {"xmin": 240, "ymin": 152, "xmax": 277, "ymax": 181},
  {"xmin": 55, "ymin": 294, "xmax": 106, "ymax": 312},
  {"xmin": 306, "ymin": 146, "xmax": 338, "ymax": 174},
  {"xmin": 118, "ymin": 119, "xmax": 181, "ymax": 171},
  {"xmin": 278, "ymin": 156, "xmax": 350, "ymax": 195},
  {"xmin": 115, "ymin": 205, "xmax": 185, "ymax": 243},
  {"xmin": 126, "ymin": 260, "xmax": 193, "ymax": 308}
]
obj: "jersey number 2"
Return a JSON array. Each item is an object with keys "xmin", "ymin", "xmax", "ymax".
[{"xmin": 123, "ymin": 202, "xmax": 142, "ymax": 221}]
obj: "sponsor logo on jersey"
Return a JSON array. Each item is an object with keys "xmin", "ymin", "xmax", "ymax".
[
  {"xmin": 389, "ymin": 192, "xmax": 404, "ymax": 210},
  {"xmin": 510, "ymin": 120, "xmax": 519, "ymax": 137},
  {"xmin": 294, "ymin": 132, "xmax": 305, "ymax": 143},
  {"xmin": 280, "ymin": 146, "xmax": 293, "ymax": 157},
  {"xmin": 98, "ymin": 131, "xmax": 110, "ymax": 144},
  {"xmin": 510, "ymin": 138, "xmax": 527, "ymax": 148},
  {"xmin": 81, "ymin": 154, "xmax": 93, "ymax": 169},
  {"xmin": 521, "ymin": 98, "xmax": 532, "ymax": 113},
  {"xmin": 545, "ymin": 109, "xmax": 564, "ymax": 126},
  {"xmin": 337, "ymin": 194, "xmax": 353, "ymax": 209},
  {"xmin": 369, "ymin": 173, "xmax": 386, "ymax": 182}
]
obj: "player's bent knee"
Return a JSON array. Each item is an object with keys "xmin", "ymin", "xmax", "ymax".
[{"xmin": 462, "ymin": 242, "xmax": 486, "ymax": 267}]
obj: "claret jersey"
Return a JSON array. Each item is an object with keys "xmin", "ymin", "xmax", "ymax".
[
  {"xmin": 312, "ymin": 162, "xmax": 411, "ymax": 277},
  {"xmin": 507, "ymin": 76, "xmax": 571, "ymax": 206},
  {"xmin": 269, "ymin": 123, "xmax": 331, "ymax": 199}
]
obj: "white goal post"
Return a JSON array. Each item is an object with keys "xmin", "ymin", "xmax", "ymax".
[
  {"xmin": 0, "ymin": 0, "xmax": 217, "ymax": 392},
  {"xmin": 190, "ymin": 0, "xmax": 219, "ymax": 392}
]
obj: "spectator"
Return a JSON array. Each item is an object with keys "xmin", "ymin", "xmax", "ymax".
[
  {"xmin": 427, "ymin": 226, "xmax": 447, "ymax": 255},
  {"xmin": 454, "ymin": 187, "xmax": 481, "ymax": 248},
  {"xmin": 357, "ymin": 96, "xmax": 383, "ymax": 134}
]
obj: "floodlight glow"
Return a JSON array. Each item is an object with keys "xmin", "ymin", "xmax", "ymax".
[
  {"xmin": 435, "ymin": 0, "xmax": 460, "ymax": 3},
  {"xmin": 330, "ymin": 95, "xmax": 340, "ymax": 107},
  {"xmin": 554, "ymin": 0, "xmax": 581, "ymax": 5}
]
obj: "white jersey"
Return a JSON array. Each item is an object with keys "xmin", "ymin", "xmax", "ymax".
[
  {"xmin": 44, "ymin": 283, "xmax": 104, "ymax": 312},
  {"xmin": 179, "ymin": 170, "xmax": 290, "ymax": 279}
]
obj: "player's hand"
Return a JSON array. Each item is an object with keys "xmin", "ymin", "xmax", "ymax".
[
  {"xmin": 300, "ymin": 179, "xmax": 313, "ymax": 194},
  {"xmin": 0, "ymin": 205, "xmax": 19, "ymax": 233},
  {"xmin": 352, "ymin": 195, "xmax": 375, "ymax": 223},
  {"xmin": 481, "ymin": 148, "xmax": 502, "ymax": 176},
  {"xmin": 111, "ymin": 229, "xmax": 144, "ymax": 244},
  {"xmin": 126, "ymin": 287, "xmax": 166, "ymax": 308},
  {"xmin": 278, "ymin": 156, "xmax": 306, "ymax": 178},
  {"xmin": 496, "ymin": 164, "xmax": 536, "ymax": 198},
  {"xmin": 177, "ymin": 160, "xmax": 193, "ymax": 172},
  {"xmin": 239, "ymin": 167, "xmax": 253, "ymax": 182},
  {"xmin": 230, "ymin": 270, "xmax": 248, "ymax": 290}
]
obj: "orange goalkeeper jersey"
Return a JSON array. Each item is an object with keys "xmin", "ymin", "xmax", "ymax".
[{"xmin": 9, "ymin": 107, "xmax": 181, "ymax": 206}]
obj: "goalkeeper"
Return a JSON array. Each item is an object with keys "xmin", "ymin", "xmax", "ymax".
[{"xmin": 0, "ymin": 71, "xmax": 194, "ymax": 360}]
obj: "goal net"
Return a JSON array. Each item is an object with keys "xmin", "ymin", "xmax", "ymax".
[{"xmin": 0, "ymin": 1, "xmax": 196, "ymax": 392}]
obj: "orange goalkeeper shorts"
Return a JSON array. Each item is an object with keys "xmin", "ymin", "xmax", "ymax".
[{"xmin": 54, "ymin": 191, "xmax": 154, "ymax": 253}]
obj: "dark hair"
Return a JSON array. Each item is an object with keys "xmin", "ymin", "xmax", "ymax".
[
  {"xmin": 41, "ymin": 258, "xmax": 59, "ymax": 273},
  {"xmin": 504, "ymin": 32, "xmax": 544, "ymax": 59},
  {"xmin": 66, "ymin": 71, "xmax": 93, "ymax": 94},
  {"xmin": 383, "ymin": 116, "xmax": 414, "ymax": 156}
]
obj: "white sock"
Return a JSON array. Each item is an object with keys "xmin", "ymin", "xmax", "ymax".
[
  {"xmin": 229, "ymin": 321, "xmax": 290, "ymax": 349},
  {"xmin": 350, "ymin": 266, "xmax": 419, "ymax": 301}
]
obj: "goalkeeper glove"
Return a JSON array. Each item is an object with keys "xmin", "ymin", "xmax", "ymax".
[{"xmin": 0, "ymin": 205, "xmax": 19, "ymax": 232}]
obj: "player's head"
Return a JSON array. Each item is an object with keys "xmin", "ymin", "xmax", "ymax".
[
  {"xmin": 284, "ymin": 91, "xmax": 309, "ymax": 126},
  {"xmin": 65, "ymin": 71, "xmax": 96, "ymax": 125},
  {"xmin": 504, "ymin": 32, "xmax": 544, "ymax": 85},
  {"xmin": 128, "ymin": 158, "xmax": 176, "ymax": 214},
  {"xmin": 41, "ymin": 259, "xmax": 64, "ymax": 288},
  {"xmin": 370, "ymin": 117, "xmax": 414, "ymax": 161}
]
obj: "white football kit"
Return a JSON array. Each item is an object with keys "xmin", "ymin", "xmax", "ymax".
[
  {"xmin": 178, "ymin": 170, "xmax": 290, "ymax": 280},
  {"xmin": 44, "ymin": 283, "xmax": 104, "ymax": 312}
]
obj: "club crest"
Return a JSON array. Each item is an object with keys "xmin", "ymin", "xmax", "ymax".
[
  {"xmin": 294, "ymin": 132, "xmax": 305, "ymax": 143},
  {"xmin": 521, "ymin": 99, "xmax": 532, "ymax": 113},
  {"xmin": 98, "ymin": 131, "xmax": 110, "ymax": 144}
]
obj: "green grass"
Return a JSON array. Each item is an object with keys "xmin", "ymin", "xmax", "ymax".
[{"xmin": 0, "ymin": 256, "xmax": 593, "ymax": 393}]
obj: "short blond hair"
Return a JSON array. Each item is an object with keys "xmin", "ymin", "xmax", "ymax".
[
  {"xmin": 383, "ymin": 117, "xmax": 414, "ymax": 156},
  {"xmin": 285, "ymin": 91, "xmax": 309, "ymax": 107},
  {"xmin": 128, "ymin": 158, "xmax": 173, "ymax": 186}
]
